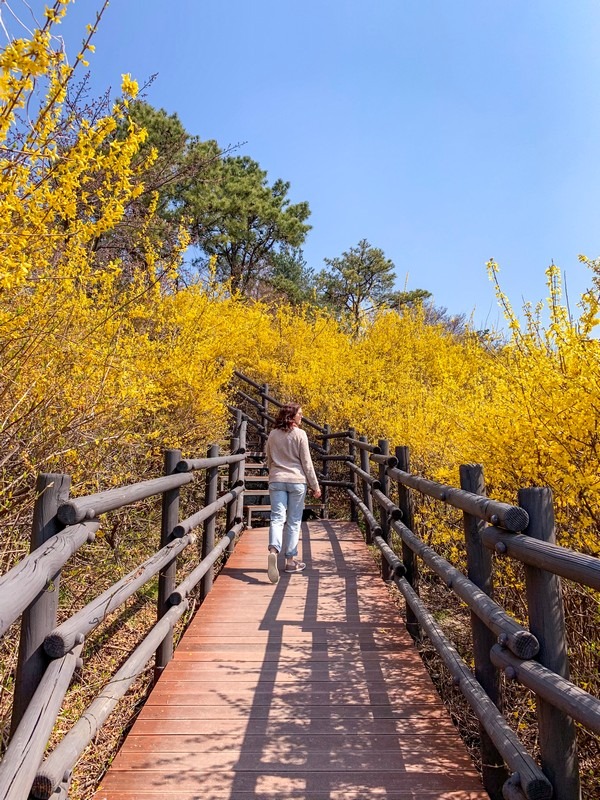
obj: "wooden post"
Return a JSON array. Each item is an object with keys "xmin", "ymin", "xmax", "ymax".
[
  {"xmin": 519, "ymin": 486, "xmax": 581, "ymax": 800},
  {"xmin": 348, "ymin": 428, "xmax": 358, "ymax": 522},
  {"xmin": 155, "ymin": 449, "xmax": 181, "ymax": 680},
  {"xmin": 200, "ymin": 444, "xmax": 219, "ymax": 602},
  {"xmin": 226, "ymin": 435, "xmax": 240, "ymax": 557},
  {"xmin": 260, "ymin": 383, "xmax": 269, "ymax": 451},
  {"xmin": 233, "ymin": 407, "xmax": 242, "ymax": 440},
  {"xmin": 11, "ymin": 473, "xmax": 71, "ymax": 733},
  {"xmin": 461, "ymin": 463, "xmax": 507, "ymax": 799},
  {"xmin": 378, "ymin": 439, "xmax": 391, "ymax": 582},
  {"xmin": 396, "ymin": 446, "xmax": 420, "ymax": 642},
  {"xmin": 236, "ymin": 421, "xmax": 247, "ymax": 524},
  {"xmin": 359, "ymin": 436, "xmax": 373, "ymax": 544},
  {"xmin": 321, "ymin": 424, "xmax": 330, "ymax": 519}
]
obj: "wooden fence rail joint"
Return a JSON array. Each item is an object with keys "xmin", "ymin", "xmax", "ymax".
[
  {"xmin": 43, "ymin": 533, "xmax": 195, "ymax": 658},
  {"xmin": 482, "ymin": 526, "xmax": 600, "ymax": 591},
  {"xmin": 372, "ymin": 489, "xmax": 403, "ymax": 520},
  {"xmin": 370, "ymin": 452, "xmax": 398, "ymax": 467},
  {"xmin": 393, "ymin": 576, "xmax": 552, "ymax": 800},
  {"xmin": 57, "ymin": 473, "xmax": 194, "ymax": 525},
  {"xmin": 389, "ymin": 519, "xmax": 539, "ymax": 659},
  {"xmin": 491, "ymin": 643, "xmax": 600, "ymax": 734},
  {"xmin": 373, "ymin": 535, "xmax": 406, "ymax": 578},
  {"xmin": 387, "ymin": 467, "xmax": 529, "ymax": 531},
  {"xmin": 0, "ymin": 520, "xmax": 100, "ymax": 638},
  {"xmin": 345, "ymin": 437, "xmax": 382, "ymax": 454}
]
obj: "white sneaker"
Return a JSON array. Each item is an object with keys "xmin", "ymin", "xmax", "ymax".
[{"xmin": 267, "ymin": 552, "xmax": 279, "ymax": 584}]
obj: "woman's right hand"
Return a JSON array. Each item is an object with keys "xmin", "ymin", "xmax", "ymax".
[{"xmin": 311, "ymin": 487, "xmax": 322, "ymax": 499}]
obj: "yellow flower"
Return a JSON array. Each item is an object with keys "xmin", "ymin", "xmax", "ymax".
[{"xmin": 121, "ymin": 73, "xmax": 139, "ymax": 98}]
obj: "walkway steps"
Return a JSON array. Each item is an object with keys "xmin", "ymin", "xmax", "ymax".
[{"xmin": 94, "ymin": 520, "xmax": 488, "ymax": 800}]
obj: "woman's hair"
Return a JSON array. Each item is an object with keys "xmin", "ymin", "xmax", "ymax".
[{"xmin": 273, "ymin": 402, "xmax": 301, "ymax": 431}]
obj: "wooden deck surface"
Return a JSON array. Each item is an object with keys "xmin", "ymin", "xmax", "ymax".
[{"xmin": 94, "ymin": 519, "xmax": 489, "ymax": 800}]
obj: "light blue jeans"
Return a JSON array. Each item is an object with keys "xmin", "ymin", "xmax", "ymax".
[{"xmin": 268, "ymin": 482, "xmax": 307, "ymax": 558}]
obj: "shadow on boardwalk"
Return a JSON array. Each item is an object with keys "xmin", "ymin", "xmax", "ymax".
[{"xmin": 94, "ymin": 520, "xmax": 488, "ymax": 800}]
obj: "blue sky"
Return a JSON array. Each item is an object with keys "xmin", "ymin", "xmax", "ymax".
[{"xmin": 12, "ymin": 1, "xmax": 600, "ymax": 329}]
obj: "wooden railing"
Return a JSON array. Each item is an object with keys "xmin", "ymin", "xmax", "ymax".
[
  {"xmin": 345, "ymin": 437, "xmax": 600, "ymax": 800},
  {"xmin": 0, "ymin": 421, "xmax": 248, "ymax": 800},
  {"xmin": 2, "ymin": 370, "xmax": 600, "ymax": 800}
]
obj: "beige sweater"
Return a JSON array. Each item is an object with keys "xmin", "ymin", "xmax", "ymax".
[{"xmin": 265, "ymin": 427, "xmax": 319, "ymax": 491}]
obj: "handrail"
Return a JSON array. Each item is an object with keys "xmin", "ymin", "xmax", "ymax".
[
  {"xmin": 175, "ymin": 453, "xmax": 245, "ymax": 472},
  {"xmin": 31, "ymin": 605, "xmax": 187, "ymax": 800},
  {"xmin": 0, "ymin": 521, "xmax": 99, "ymax": 637},
  {"xmin": 387, "ymin": 466, "xmax": 529, "ymax": 532},
  {"xmin": 260, "ymin": 390, "xmax": 325, "ymax": 432},
  {"xmin": 370, "ymin": 452, "xmax": 398, "ymax": 468},
  {"xmin": 43, "ymin": 532, "xmax": 196, "ymax": 658},
  {"xmin": 371, "ymin": 484, "xmax": 540, "ymax": 658},
  {"xmin": 347, "ymin": 490, "xmax": 381, "ymax": 536},
  {"xmin": 232, "ymin": 369, "xmax": 262, "ymax": 391},
  {"xmin": 347, "ymin": 461, "xmax": 381, "ymax": 488},
  {"xmin": 31, "ymin": 522, "xmax": 243, "ymax": 800},
  {"xmin": 169, "ymin": 524, "xmax": 243, "ymax": 605},
  {"xmin": 173, "ymin": 485, "xmax": 244, "ymax": 537},
  {"xmin": 233, "ymin": 370, "xmax": 326, "ymax": 433},
  {"xmin": 346, "ymin": 432, "xmax": 599, "ymax": 800},
  {"xmin": 346, "ymin": 437, "xmax": 382, "ymax": 454},
  {"xmin": 1, "ymin": 423, "xmax": 249, "ymax": 800},
  {"xmin": 0, "ymin": 644, "xmax": 84, "ymax": 800},
  {"xmin": 490, "ymin": 645, "xmax": 600, "ymax": 733},
  {"xmin": 321, "ymin": 429, "xmax": 352, "ymax": 440},
  {"xmin": 227, "ymin": 405, "xmax": 266, "ymax": 432},
  {"xmin": 482, "ymin": 527, "xmax": 600, "ymax": 590},
  {"xmin": 57, "ymin": 473, "xmax": 194, "ymax": 524},
  {"xmin": 390, "ymin": 518, "xmax": 539, "ymax": 659},
  {"xmin": 389, "ymin": 568, "xmax": 553, "ymax": 800},
  {"xmin": 235, "ymin": 388, "xmax": 265, "ymax": 412},
  {"xmin": 372, "ymin": 488, "xmax": 402, "ymax": 520}
]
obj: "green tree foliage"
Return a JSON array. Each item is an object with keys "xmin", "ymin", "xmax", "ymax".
[
  {"xmin": 316, "ymin": 239, "xmax": 400, "ymax": 332},
  {"xmin": 126, "ymin": 101, "xmax": 221, "ymax": 219},
  {"xmin": 395, "ymin": 288, "xmax": 432, "ymax": 308},
  {"xmin": 267, "ymin": 247, "xmax": 317, "ymax": 305},
  {"xmin": 185, "ymin": 155, "xmax": 311, "ymax": 295},
  {"xmin": 120, "ymin": 103, "xmax": 312, "ymax": 297},
  {"xmin": 106, "ymin": 101, "xmax": 221, "ymax": 284}
]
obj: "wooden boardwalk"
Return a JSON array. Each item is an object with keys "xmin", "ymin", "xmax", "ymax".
[{"xmin": 94, "ymin": 520, "xmax": 488, "ymax": 800}]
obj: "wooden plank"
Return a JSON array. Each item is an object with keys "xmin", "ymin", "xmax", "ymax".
[
  {"xmin": 96, "ymin": 792, "xmax": 487, "ymax": 800},
  {"xmin": 119, "ymin": 732, "xmax": 475, "ymax": 753},
  {"xmin": 130, "ymin": 714, "xmax": 455, "ymax": 736},
  {"xmin": 134, "ymin": 702, "xmax": 449, "ymax": 722},
  {"xmin": 145, "ymin": 686, "xmax": 442, "ymax": 706},
  {"xmin": 97, "ymin": 769, "xmax": 486, "ymax": 794},
  {"xmin": 93, "ymin": 520, "xmax": 488, "ymax": 800},
  {"xmin": 109, "ymin": 746, "xmax": 476, "ymax": 772}
]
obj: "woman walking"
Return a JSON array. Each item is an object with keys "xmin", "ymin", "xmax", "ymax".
[{"xmin": 265, "ymin": 403, "xmax": 321, "ymax": 584}]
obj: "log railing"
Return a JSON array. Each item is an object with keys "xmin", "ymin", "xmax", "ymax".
[
  {"xmin": 3, "ymin": 370, "xmax": 600, "ymax": 800},
  {"xmin": 0, "ymin": 421, "xmax": 248, "ymax": 800},
  {"xmin": 345, "ymin": 435, "xmax": 600, "ymax": 800}
]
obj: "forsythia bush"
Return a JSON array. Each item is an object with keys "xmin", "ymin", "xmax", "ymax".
[{"xmin": 246, "ymin": 269, "xmax": 600, "ymax": 556}]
